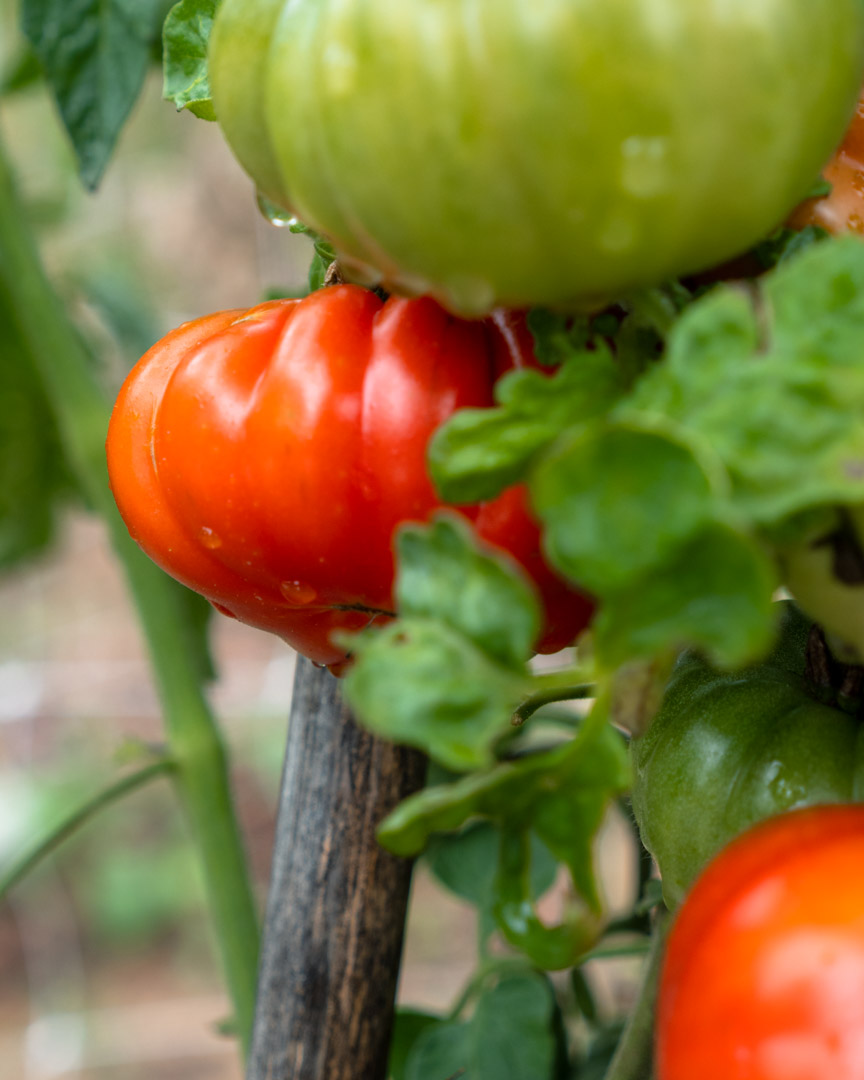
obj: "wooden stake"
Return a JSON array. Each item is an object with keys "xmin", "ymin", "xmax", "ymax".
[{"xmin": 247, "ymin": 657, "xmax": 426, "ymax": 1080}]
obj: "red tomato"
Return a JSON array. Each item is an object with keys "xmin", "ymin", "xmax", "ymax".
[
  {"xmin": 657, "ymin": 805, "xmax": 864, "ymax": 1080},
  {"xmin": 107, "ymin": 286, "xmax": 593, "ymax": 670},
  {"xmin": 791, "ymin": 89, "xmax": 864, "ymax": 235}
]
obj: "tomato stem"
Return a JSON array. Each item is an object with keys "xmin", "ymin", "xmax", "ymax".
[
  {"xmin": 603, "ymin": 910, "xmax": 671, "ymax": 1080},
  {"xmin": 512, "ymin": 683, "xmax": 595, "ymax": 725},
  {"xmin": 0, "ymin": 760, "xmax": 175, "ymax": 900},
  {"xmin": 0, "ymin": 134, "xmax": 261, "ymax": 1058}
]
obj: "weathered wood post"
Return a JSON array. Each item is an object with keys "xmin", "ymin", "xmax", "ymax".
[{"xmin": 247, "ymin": 657, "xmax": 427, "ymax": 1080}]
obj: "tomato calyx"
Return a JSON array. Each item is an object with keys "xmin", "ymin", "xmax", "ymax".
[
  {"xmin": 811, "ymin": 505, "xmax": 864, "ymax": 585},
  {"xmin": 804, "ymin": 620, "xmax": 864, "ymax": 715}
]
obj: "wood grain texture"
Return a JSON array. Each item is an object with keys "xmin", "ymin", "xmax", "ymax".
[{"xmin": 247, "ymin": 658, "xmax": 427, "ymax": 1080}]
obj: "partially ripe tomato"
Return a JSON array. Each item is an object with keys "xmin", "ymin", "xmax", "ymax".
[
  {"xmin": 106, "ymin": 286, "xmax": 593, "ymax": 669},
  {"xmin": 791, "ymin": 88, "xmax": 864, "ymax": 236},
  {"xmin": 209, "ymin": 0, "xmax": 864, "ymax": 315},
  {"xmin": 658, "ymin": 806, "xmax": 864, "ymax": 1080}
]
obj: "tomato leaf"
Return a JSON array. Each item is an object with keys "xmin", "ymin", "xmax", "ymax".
[
  {"xmin": 344, "ymin": 619, "xmax": 529, "ymax": 772},
  {"xmin": 378, "ymin": 718, "xmax": 629, "ymax": 903},
  {"xmin": 631, "ymin": 236, "xmax": 864, "ymax": 526},
  {"xmin": 405, "ymin": 973, "xmax": 558, "ymax": 1080},
  {"xmin": 531, "ymin": 423, "xmax": 721, "ymax": 594},
  {"xmin": 0, "ymin": 286, "xmax": 76, "ymax": 569},
  {"xmin": 593, "ymin": 523, "xmax": 777, "ymax": 670},
  {"xmin": 163, "ymin": 0, "xmax": 218, "ymax": 121},
  {"xmin": 344, "ymin": 517, "xmax": 547, "ymax": 769},
  {"xmin": 396, "ymin": 516, "xmax": 540, "ymax": 668},
  {"xmin": 389, "ymin": 1010, "xmax": 441, "ymax": 1080},
  {"xmin": 425, "ymin": 822, "xmax": 558, "ymax": 913},
  {"xmin": 0, "ymin": 49, "xmax": 42, "ymax": 98},
  {"xmin": 430, "ymin": 344, "xmax": 625, "ymax": 504},
  {"xmin": 20, "ymin": 0, "xmax": 171, "ymax": 188}
]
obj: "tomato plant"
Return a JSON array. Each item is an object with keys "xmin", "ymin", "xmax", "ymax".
[
  {"xmin": 12, "ymin": 2, "xmax": 864, "ymax": 1078},
  {"xmin": 208, "ymin": 0, "xmax": 864, "ymax": 315},
  {"xmin": 657, "ymin": 805, "xmax": 864, "ymax": 1080},
  {"xmin": 630, "ymin": 602, "xmax": 864, "ymax": 907},
  {"xmin": 106, "ymin": 285, "xmax": 593, "ymax": 669}
]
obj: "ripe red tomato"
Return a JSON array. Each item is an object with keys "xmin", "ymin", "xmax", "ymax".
[
  {"xmin": 791, "ymin": 88, "xmax": 864, "ymax": 235},
  {"xmin": 657, "ymin": 805, "xmax": 864, "ymax": 1080},
  {"xmin": 106, "ymin": 286, "xmax": 592, "ymax": 669}
]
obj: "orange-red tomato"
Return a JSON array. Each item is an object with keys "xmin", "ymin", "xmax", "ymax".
[
  {"xmin": 107, "ymin": 285, "xmax": 593, "ymax": 670},
  {"xmin": 791, "ymin": 90, "xmax": 864, "ymax": 235},
  {"xmin": 657, "ymin": 805, "xmax": 864, "ymax": 1080}
]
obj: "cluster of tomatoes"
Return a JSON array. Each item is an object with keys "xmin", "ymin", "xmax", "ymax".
[{"xmin": 106, "ymin": 2, "xmax": 864, "ymax": 1077}]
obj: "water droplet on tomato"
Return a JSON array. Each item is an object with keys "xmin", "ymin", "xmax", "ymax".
[
  {"xmin": 256, "ymin": 192, "xmax": 294, "ymax": 228},
  {"xmin": 619, "ymin": 136, "xmax": 670, "ymax": 199},
  {"xmin": 211, "ymin": 602, "xmax": 237, "ymax": 619},
  {"xmin": 199, "ymin": 527, "xmax": 222, "ymax": 550},
  {"xmin": 280, "ymin": 580, "xmax": 318, "ymax": 606}
]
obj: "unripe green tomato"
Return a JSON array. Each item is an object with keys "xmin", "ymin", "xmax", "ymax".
[
  {"xmin": 631, "ymin": 603, "xmax": 864, "ymax": 908},
  {"xmin": 779, "ymin": 505, "xmax": 864, "ymax": 664},
  {"xmin": 210, "ymin": 0, "xmax": 864, "ymax": 315}
]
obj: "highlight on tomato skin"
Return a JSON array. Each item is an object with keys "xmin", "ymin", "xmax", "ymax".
[
  {"xmin": 656, "ymin": 805, "xmax": 864, "ymax": 1080},
  {"xmin": 105, "ymin": 285, "xmax": 594, "ymax": 672},
  {"xmin": 790, "ymin": 88, "xmax": 864, "ymax": 236}
]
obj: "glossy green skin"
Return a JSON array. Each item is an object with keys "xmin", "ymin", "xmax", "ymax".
[
  {"xmin": 780, "ymin": 504, "xmax": 864, "ymax": 664},
  {"xmin": 210, "ymin": 0, "xmax": 864, "ymax": 315},
  {"xmin": 631, "ymin": 603, "xmax": 864, "ymax": 908}
]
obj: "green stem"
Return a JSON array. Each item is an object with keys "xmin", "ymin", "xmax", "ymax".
[
  {"xmin": 0, "ymin": 131, "xmax": 260, "ymax": 1057},
  {"xmin": 625, "ymin": 288, "xmax": 679, "ymax": 340},
  {"xmin": 512, "ymin": 684, "xmax": 594, "ymax": 725},
  {"xmin": 603, "ymin": 912, "xmax": 671, "ymax": 1080},
  {"xmin": 0, "ymin": 761, "xmax": 174, "ymax": 900}
]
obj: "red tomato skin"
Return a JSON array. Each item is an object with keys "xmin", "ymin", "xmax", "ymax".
[
  {"xmin": 791, "ymin": 90, "xmax": 864, "ymax": 235},
  {"xmin": 107, "ymin": 286, "xmax": 592, "ymax": 668},
  {"xmin": 657, "ymin": 805, "xmax": 864, "ymax": 1080}
]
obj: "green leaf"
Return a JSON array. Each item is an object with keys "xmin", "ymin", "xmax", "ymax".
[
  {"xmin": 287, "ymin": 220, "xmax": 337, "ymax": 291},
  {"xmin": 396, "ymin": 516, "xmax": 539, "ymax": 668},
  {"xmin": 532, "ymin": 423, "xmax": 721, "ymax": 594},
  {"xmin": 0, "ymin": 287, "xmax": 76, "ymax": 569},
  {"xmin": 163, "ymin": 0, "xmax": 218, "ymax": 121},
  {"xmin": 527, "ymin": 309, "xmax": 596, "ymax": 365},
  {"xmin": 425, "ymin": 822, "xmax": 558, "ymax": 912},
  {"xmin": 430, "ymin": 345, "xmax": 626, "ymax": 504},
  {"xmin": 343, "ymin": 517, "xmax": 545, "ymax": 770},
  {"xmin": 21, "ymin": 0, "xmax": 170, "ymax": 188},
  {"xmin": 344, "ymin": 619, "xmax": 529, "ymax": 772},
  {"xmin": 0, "ymin": 49, "xmax": 42, "ymax": 97},
  {"xmin": 594, "ymin": 522, "xmax": 777, "ymax": 670},
  {"xmin": 752, "ymin": 224, "xmax": 828, "ymax": 270},
  {"xmin": 389, "ymin": 1010, "xmax": 441, "ymax": 1080},
  {"xmin": 379, "ymin": 718, "xmax": 628, "ymax": 858},
  {"xmin": 406, "ymin": 973, "xmax": 557, "ymax": 1080},
  {"xmin": 632, "ymin": 237, "xmax": 864, "ymax": 525},
  {"xmin": 406, "ymin": 1020, "xmax": 470, "ymax": 1080}
]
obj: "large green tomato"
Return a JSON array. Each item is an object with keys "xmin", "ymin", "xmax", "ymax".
[
  {"xmin": 210, "ymin": 0, "xmax": 864, "ymax": 315},
  {"xmin": 779, "ymin": 505, "xmax": 864, "ymax": 664},
  {"xmin": 631, "ymin": 602, "xmax": 864, "ymax": 908}
]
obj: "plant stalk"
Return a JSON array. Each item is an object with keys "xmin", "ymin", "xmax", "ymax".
[
  {"xmin": 603, "ymin": 911, "xmax": 671, "ymax": 1080},
  {"xmin": 0, "ymin": 131, "xmax": 260, "ymax": 1056},
  {"xmin": 0, "ymin": 760, "xmax": 174, "ymax": 900}
]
